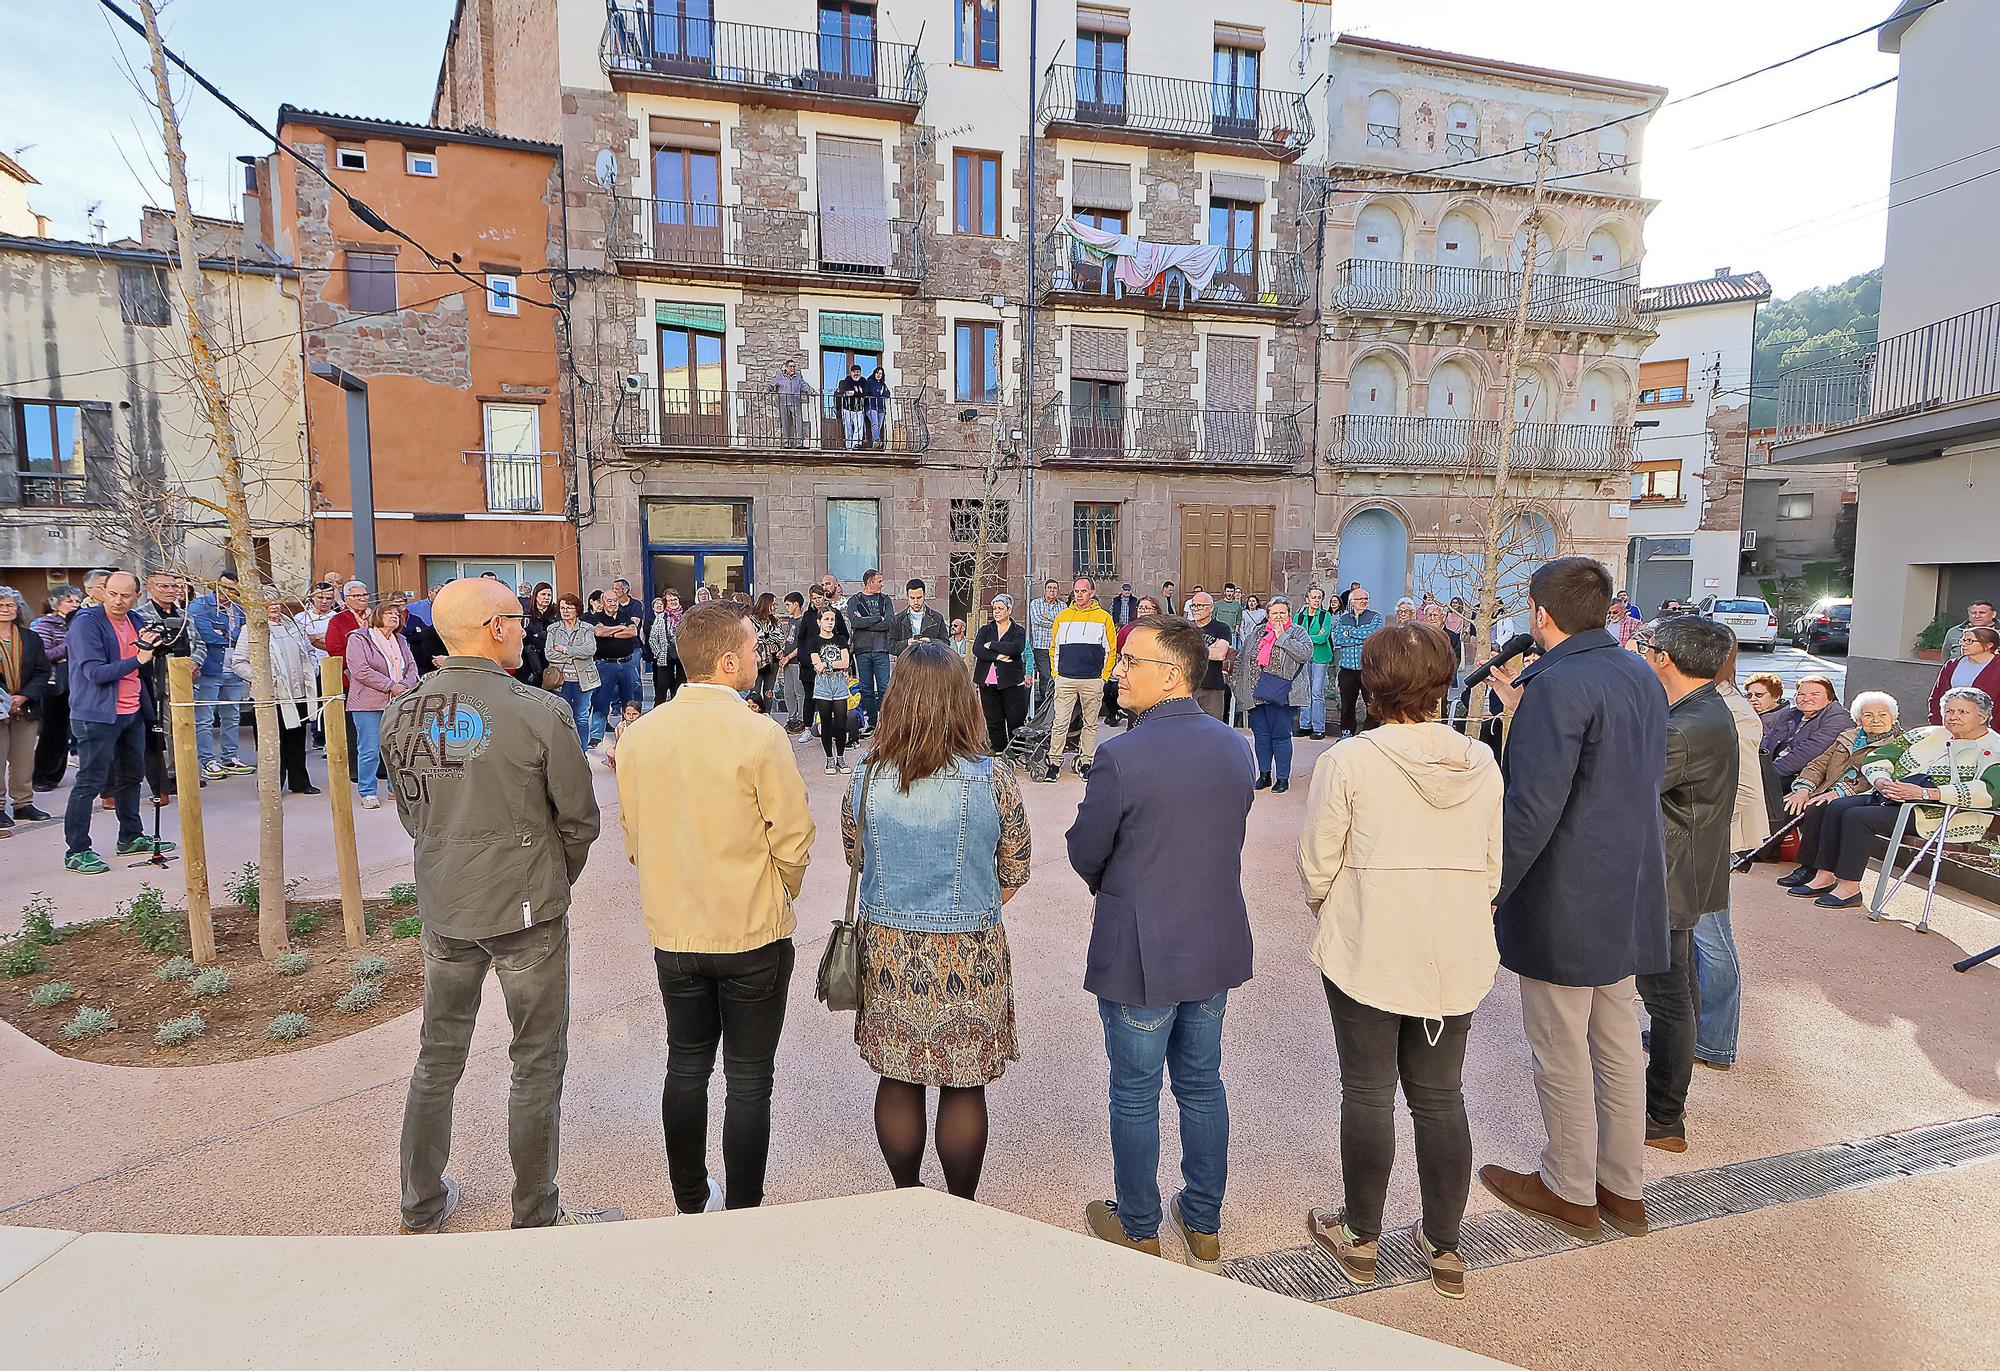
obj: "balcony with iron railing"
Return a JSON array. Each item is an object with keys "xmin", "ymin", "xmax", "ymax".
[
  {"xmin": 1330, "ymin": 258, "xmax": 1642, "ymax": 333},
  {"xmin": 11, "ymin": 473, "xmax": 91, "ymax": 508},
  {"xmin": 467, "ymin": 451, "xmax": 553, "ymax": 514},
  {"xmin": 1776, "ymin": 301, "xmax": 2000, "ymax": 459},
  {"xmin": 614, "ymin": 387, "xmax": 928, "ymax": 458},
  {"xmin": 1038, "ymin": 230, "xmax": 1311, "ymax": 316},
  {"xmin": 607, "ymin": 198, "xmax": 922, "ymax": 291},
  {"xmin": 1325, "ymin": 414, "xmax": 1633, "ymax": 474},
  {"xmin": 1035, "ymin": 402, "xmax": 1308, "ymax": 469},
  {"xmin": 1039, "ymin": 66, "xmax": 1313, "ymax": 159},
  {"xmin": 600, "ymin": 7, "xmax": 925, "ymax": 117}
]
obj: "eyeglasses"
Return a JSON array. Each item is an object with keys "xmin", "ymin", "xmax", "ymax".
[
  {"xmin": 1116, "ymin": 653, "xmax": 1179, "ymax": 672},
  {"xmin": 482, "ymin": 613, "xmax": 530, "ymax": 628}
]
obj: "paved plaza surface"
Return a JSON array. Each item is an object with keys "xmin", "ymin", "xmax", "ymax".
[{"xmin": 1, "ymin": 715, "xmax": 1994, "ymax": 1369}]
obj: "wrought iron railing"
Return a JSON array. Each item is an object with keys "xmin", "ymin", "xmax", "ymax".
[
  {"xmin": 600, "ymin": 7, "xmax": 925, "ymax": 107},
  {"xmin": 1366, "ymin": 123, "xmax": 1400, "ymax": 148},
  {"xmin": 472, "ymin": 451, "xmax": 547, "ymax": 513},
  {"xmin": 15, "ymin": 473, "xmax": 89, "ymax": 507},
  {"xmin": 1444, "ymin": 133, "xmax": 1478, "ymax": 157},
  {"xmin": 1035, "ymin": 402, "xmax": 1306, "ymax": 467},
  {"xmin": 608, "ymin": 198, "xmax": 923, "ymax": 283},
  {"xmin": 615, "ymin": 386, "xmax": 928, "ymax": 454},
  {"xmin": 1325, "ymin": 414, "xmax": 1632, "ymax": 473},
  {"xmin": 1777, "ymin": 300, "xmax": 2000, "ymax": 440},
  {"xmin": 1331, "ymin": 258, "xmax": 1640, "ymax": 331},
  {"xmin": 1040, "ymin": 229, "xmax": 1311, "ymax": 311},
  {"xmin": 1039, "ymin": 65, "xmax": 1312, "ymax": 154}
]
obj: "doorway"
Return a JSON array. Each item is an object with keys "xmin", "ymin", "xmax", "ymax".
[
  {"xmin": 816, "ymin": 1, "xmax": 878, "ymax": 96},
  {"xmin": 643, "ymin": 498, "xmax": 753, "ymax": 607},
  {"xmin": 1208, "ymin": 198, "xmax": 1258, "ymax": 300},
  {"xmin": 821, "ymin": 346, "xmax": 880, "ymax": 449},
  {"xmin": 653, "ymin": 147, "xmax": 721, "ymax": 264},
  {"xmin": 659, "ymin": 324, "xmax": 727, "ymax": 446}
]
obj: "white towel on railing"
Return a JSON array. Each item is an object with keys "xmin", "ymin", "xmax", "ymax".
[{"xmin": 1061, "ymin": 218, "xmax": 1224, "ymax": 296}]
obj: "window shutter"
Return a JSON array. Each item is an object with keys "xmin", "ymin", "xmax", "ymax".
[
  {"xmin": 1205, "ymin": 336, "xmax": 1256, "ymax": 408},
  {"xmin": 816, "ymin": 136, "xmax": 891, "ymax": 269},
  {"xmin": 1069, "ymin": 326, "xmax": 1128, "ymax": 382},
  {"xmin": 1071, "ymin": 160, "xmax": 1132, "ymax": 212},
  {"xmin": 79, "ymin": 402, "xmax": 116, "ymax": 507},
  {"xmin": 655, "ymin": 301, "xmax": 727, "ymax": 331},
  {"xmin": 650, "ymin": 116, "xmax": 722, "ymax": 151},
  {"xmin": 1214, "ymin": 23, "xmax": 1265, "ymax": 51},
  {"xmin": 1639, "ymin": 359, "xmax": 1689, "ymax": 393},
  {"xmin": 1208, "ymin": 172, "xmax": 1269, "ymax": 204},
  {"xmin": 1078, "ymin": 5, "xmax": 1131, "ymax": 36},
  {"xmin": 0, "ymin": 398, "xmax": 18, "ymax": 506},
  {"xmin": 820, "ymin": 311, "xmax": 885, "ymax": 351}
]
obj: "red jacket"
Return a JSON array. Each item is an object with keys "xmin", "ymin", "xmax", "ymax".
[{"xmin": 1931, "ymin": 654, "xmax": 2000, "ymax": 725}]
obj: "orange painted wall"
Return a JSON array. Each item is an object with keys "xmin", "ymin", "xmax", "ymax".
[{"xmin": 278, "ymin": 119, "xmax": 576, "ymax": 596}]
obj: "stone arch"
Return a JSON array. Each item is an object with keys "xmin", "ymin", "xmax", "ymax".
[
  {"xmin": 1346, "ymin": 346, "xmax": 1410, "ymax": 416},
  {"xmin": 1352, "ymin": 194, "xmax": 1414, "ymax": 261},
  {"xmin": 1336, "ymin": 504, "xmax": 1412, "ymax": 605},
  {"xmin": 1424, "ymin": 349, "xmax": 1491, "ymax": 419},
  {"xmin": 1573, "ymin": 363, "xmax": 1630, "ymax": 423}
]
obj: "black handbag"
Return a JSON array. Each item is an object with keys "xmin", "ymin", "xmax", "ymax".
[{"xmin": 815, "ymin": 760, "xmax": 875, "ymax": 1012}]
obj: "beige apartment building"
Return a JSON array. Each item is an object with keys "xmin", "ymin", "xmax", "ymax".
[
  {"xmin": 0, "ymin": 206, "xmax": 310, "ymax": 607},
  {"xmin": 1315, "ymin": 37, "xmax": 1660, "ymax": 613},
  {"xmin": 434, "ymin": 0, "xmax": 1332, "ymax": 613}
]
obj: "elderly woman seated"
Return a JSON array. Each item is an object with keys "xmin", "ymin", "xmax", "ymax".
[
  {"xmin": 1759, "ymin": 674, "xmax": 1853, "ymax": 826},
  {"xmin": 1776, "ymin": 686, "xmax": 2000, "ymax": 908}
]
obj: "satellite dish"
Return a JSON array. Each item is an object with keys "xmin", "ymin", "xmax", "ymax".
[{"xmin": 594, "ymin": 150, "xmax": 619, "ymax": 189}]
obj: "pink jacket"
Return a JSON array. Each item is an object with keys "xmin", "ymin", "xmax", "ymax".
[{"xmin": 343, "ymin": 628, "xmax": 418, "ymax": 712}]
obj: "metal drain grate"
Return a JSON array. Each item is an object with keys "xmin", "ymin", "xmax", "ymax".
[{"xmin": 1222, "ymin": 1111, "xmax": 2000, "ymax": 1302}]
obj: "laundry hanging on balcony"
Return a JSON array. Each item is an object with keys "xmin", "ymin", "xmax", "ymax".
[{"xmin": 1062, "ymin": 217, "xmax": 1226, "ymax": 299}]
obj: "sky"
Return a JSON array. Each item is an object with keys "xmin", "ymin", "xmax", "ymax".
[{"xmin": 0, "ymin": 0, "xmax": 1905, "ymax": 301}]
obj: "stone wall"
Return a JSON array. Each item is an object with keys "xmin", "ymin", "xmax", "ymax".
[
  {"xmin": 1698, "ymin": 400, "xmax": 1750, "ymax": 534},
  {"xmin": 431, "ymin": 0, "xmax": 560, "ymax": 141}
]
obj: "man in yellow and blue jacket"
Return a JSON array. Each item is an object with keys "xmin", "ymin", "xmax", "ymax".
[{"xmin": 1040, "ymin": 577, "xmax": 1118, "ymax": 781}]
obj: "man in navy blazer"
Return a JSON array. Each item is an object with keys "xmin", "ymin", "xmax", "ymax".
[
  {"xmin": 1067, "ymin": 614, "xmax": 1256, "ymax": 1270},
  {"xmin": 1476, "ymin": 557, "xmax": 1668, "ymax": 1244}
]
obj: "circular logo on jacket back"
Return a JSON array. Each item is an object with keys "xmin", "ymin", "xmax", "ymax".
[{"xmin": 423, "ymin": 701, "xmax": 493, "ymax": 764}]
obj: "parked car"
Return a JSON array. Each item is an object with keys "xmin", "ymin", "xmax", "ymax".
[
  {"xmin": 1700, "ymin": 595, "xmax": 1780, "ymax": 650},
  {"xmin": 1794, "ymin": 599, "xmax": 1851, "ymax": 655}
]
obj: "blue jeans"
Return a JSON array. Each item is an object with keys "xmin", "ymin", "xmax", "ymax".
[
  {"xmin": 592, "ymin": 656, "xmax": 641, "ymax": 743},
  {"xmin": 352, "ymin": 710, "xmax": 384, "ymax": 798},
  {"xmin": 557, "ymin": 681, "xmax": 591, "ymax": 750},
  {"xmin": 193, "ymin": 672, "xmax": 246, "ymax": 767},
  {"xmin": 64, "ymin": 714, "xmax": 144, "ymax": 856},
  {"xmin": 854, "ymin": 651, "xmax": 891, "ymax": 729},
  {"xmin": 1248, "ymin": 702, "xmax": 1295, "ymax": 781},
  {"xmin": 1304, "ymin": 661, "xmax": 1329, "ymax": 734},
  {"xmin": 1692, "ymin": 907, "xmax": 1741, "ymax": 1066},
  {"xmin": 1097, "ymin": 991, "xmax": 1230, "ymax": 1242}
]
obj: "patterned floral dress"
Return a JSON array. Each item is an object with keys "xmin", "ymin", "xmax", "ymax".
[{"xmin": 842, "ymin": 762, "xmax": 1032, "ymax": 1088}]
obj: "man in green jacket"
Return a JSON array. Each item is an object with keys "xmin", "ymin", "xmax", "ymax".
[
  {"xmin": 1296, "ymin": 585, "xmax": 1335, "ymax": 740},
  {"xmin": 384, "ymin": 576, "xmax": 621, "ymax": 1234}
]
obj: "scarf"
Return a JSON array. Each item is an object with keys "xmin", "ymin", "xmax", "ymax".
[
  {"xmin": 1257, "ymin": 624, "xmax": 1278, "ymax": 669},
  {"xmin": 0, "ymin": 623, "xmax": 20, "ymax": 695}
]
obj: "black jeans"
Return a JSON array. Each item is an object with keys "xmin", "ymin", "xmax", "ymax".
[
  {"xmin": 653, "ymin": 939, "xmax": 795, "ymax": 1212},
  {"xmin": 979, "ymin": 683, "xmax": 1028, "ymax": 753},
  {"xmin": 279, "ymin": 719, "xmax": 312, "ymax": 792},
  {"xmin": 64, "ymin": 713, "xmax": 145, "ymax": 855},
  {"xmin": 31, "ymin": 690, "xmax": 70, "ymax": 789},
  {"xmin": 815, "ymin": 699, "xmax": 849, "ymax": 759},
  {"xmin": 1323, "ymin": 978, "xmax": 1473, "ymax": 1252},
  {"xmin": 1337, "ymin": 667, "xmax": 1366, "ymax": 736},
  {"xmin": 1801, "ymin": 793, "xmax": 1897, "ymax": 880},
  {"xmin": 1638, "ymin": 927, "xmax": 1697, "ymax": 1133}
]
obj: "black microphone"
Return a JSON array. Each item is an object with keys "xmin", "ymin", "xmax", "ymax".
[{"xmin": 1462, "ymin": 633, "xmax": 1537, "ymax": 692}]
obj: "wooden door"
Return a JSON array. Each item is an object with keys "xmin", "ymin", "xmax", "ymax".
[
  {"xmin": 374, "ymin": 554, "xmax": 406, "ymax": 599},
  {"xmin": 659, "ymin": 325, "xmax": 727, "ymax": 445},
  {"xmin": 1180, "ymin": 505, "xmax": 1273, "ymax": 595},
  {"xmin": 653, "ymin": 147, "xmax": 721, "ymax": 263},
  {"xmin": 1208, "ymin": 199, "xmax": 1258, "ymax": 300}
]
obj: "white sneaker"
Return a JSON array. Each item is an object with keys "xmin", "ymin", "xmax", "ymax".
[
  {"xmin": 360, "ymin": 794, "xmax": 381, "ymax": 810},
  {"xmin": 555, "ymin": 1204, "xmax": 627, "ymax": 1225},
  {"xmin": 700, "ymin": 1177, "xmax": 725, "ymax": 1213},
  {"xmin": 825, "ymin": 761, "xmax": 838, "ymax": 775}
]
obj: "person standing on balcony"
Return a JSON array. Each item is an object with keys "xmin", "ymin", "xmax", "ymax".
[
  {"xmin": 767, "ymin": 359, "xmax": 816, "ymax": 449},
  {"xmin": 836, "ymin": 363, "xmax": 869, "ymax": 451},
  {"xmin": 864, "ymin": 365, "xmax": 891, "ymax": 450}
]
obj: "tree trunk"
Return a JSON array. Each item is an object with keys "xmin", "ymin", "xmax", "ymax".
[{"xmin": 138, "ymin": 0, "xmax": 288, "ymax": 957}]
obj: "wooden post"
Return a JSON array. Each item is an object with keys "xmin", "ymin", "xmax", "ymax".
[
  {"xmin": 321, "ymin": 658, "xmax": 366, "ymax": 949},
  {"xmin": 167, "ymin": 657, "xmax": 215, "ymax": 964}
]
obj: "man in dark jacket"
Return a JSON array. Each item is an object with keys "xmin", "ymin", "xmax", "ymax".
[
  {"xmin": 1477, "ymin": 557, "xmax": 1668, "ymax": 1243},
  {"xmin": 834, "ymin": 363, "xmax": 868, "ymax": 450},
  {"xmin": 1109, "ymin": 584, "xmax": 1140, "ymax": 627},
  {"xmin": 1634, "ymin": 615, "xmax": 1739, "ymax": 1153},
  {"xmin": 844, "ymin": 570, "xmax": 894, "ymax": 732},
  {"xmin": 1068, "ymin": 614, "xmax": 1256, "ymax": 1270},
  {"xmin": 885, "ymin": 578, "xmax": 948, "ymax": 655},
  {"xmin": 62, "ymin": 572, "xmax": 176, "ymax": 872},
  {"xmin": 384, "ymin": 576, "xmax": 618, "ymax": 1233},
  {"xmin": 140, "ymin": 571, "xmax": 192, "ymax": 802}
]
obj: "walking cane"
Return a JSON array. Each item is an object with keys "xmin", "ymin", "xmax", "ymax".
[{"xmin": 1733, "ymin": 807, "xmax": 1812, "ymax": 873}]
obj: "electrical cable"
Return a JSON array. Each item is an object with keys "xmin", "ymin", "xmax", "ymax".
[{"xmin": 1685, "ymin": 76, "xmax": 1896, "ymax": 151}]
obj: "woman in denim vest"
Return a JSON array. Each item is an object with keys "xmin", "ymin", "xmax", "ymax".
[{"xmin": 842, "ymin": 641, "xmax": 1031, "ymax": 1199}]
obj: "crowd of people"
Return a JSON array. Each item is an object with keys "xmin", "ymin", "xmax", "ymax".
[
  {"xmin": 365, "ymin": 555, "xmax": 2000, "ymax": 1301},
  {"xmin": 10, "ymin": 556, "xmax": 1997, "ymax": 1299}
]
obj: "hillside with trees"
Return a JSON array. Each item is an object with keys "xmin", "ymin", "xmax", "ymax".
[{"xmin": 1750, "ymin": 267, "xmax": 1882, "ymax": 426}]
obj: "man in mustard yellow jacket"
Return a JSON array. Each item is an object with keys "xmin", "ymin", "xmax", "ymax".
[{"xmin": 615, "ymin": 601, "xmax": 817, "ymax": 1214}]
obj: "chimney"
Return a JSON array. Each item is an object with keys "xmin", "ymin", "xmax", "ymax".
[
  {"xmin": 1713, "ymin": 266, "xmax": 1731, "ymax": 278},
  {"xmin": 238, "ymin": 156, "xmax": 264, "ymax": 257}
]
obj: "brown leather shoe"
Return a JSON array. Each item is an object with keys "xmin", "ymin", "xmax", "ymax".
[
  {"xmin": 1477, "ymin": 1164, "xmax": 1601, "ymax": 1240},
  {"xmin": 1084, "ymin": 1199, "xmax": 1161, "ymax": 1257},
  {"xmin": 1595, "ymin": 1184, "xmax": 1650, "ymax": 1238}
]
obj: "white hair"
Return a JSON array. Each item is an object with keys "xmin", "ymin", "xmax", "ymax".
[
  {"xmin": 342, "ymin": 580, "xmax": 369, "ymax": 596},
  {"xmin": 1941, "ymin": 686, "xmax": 1994, "ymax": 721},
  {"xmin": 1849, "ymin": 690, "xmax": 1899, "ymax": 720}
]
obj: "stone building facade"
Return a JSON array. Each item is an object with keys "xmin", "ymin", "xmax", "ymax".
[
  {"xmin": 434, "ymin": 0, "xmax": 1333, "ymax": 614},
  {"xmin": 1315, "ymin": 36, "xmax": 1663, "ymax": 617}
]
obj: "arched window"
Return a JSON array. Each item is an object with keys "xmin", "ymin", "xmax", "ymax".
[
  {"xmin": 1354, "ymin": 203, "xmax": 1405, "ymax": 262},
  {"xmin": 1511, "ymin": 221, "xmax": 1557, "ymax": 273},
  {"xmin": 1577, "ymin": 368, "xmax": 1622, "ymax": 422},
  {"xmin": 1598, "ymin": 125, "xmax": 1629, "ymax": 173},
  {"xmin": 1337, "ymin": 507, "xmax": 1410, "ymax": 606},
  {"xmin": 1349, "ymin": 354, "xmax": 1405, "ymax": 416},
  {"xmin": 1427, "ymin": 358, "xmax": 1480, "ymax": 419},
  {"xmin": 1523, "ymin": 112, "xmax": 1555, "ymax": 148},
  {"xmin": 1513, "ymin": 365, "xmax": 1556, "ymax": 425},
  {"xmin": 1583, "ymin": 229, "xmax": 1622, "ymax": 279},
  {"xmin": 1366, "ymin": 90, "xmax": 1401, "ymax": 147},
  {"xmin": 1445, "ymin": 102, "xmax": 1478, "ymax": 157}
]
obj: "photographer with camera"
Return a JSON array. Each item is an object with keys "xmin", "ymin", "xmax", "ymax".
[{"xmin": 61, "ymin": 571, "xmax": 177, "ymax": 873}]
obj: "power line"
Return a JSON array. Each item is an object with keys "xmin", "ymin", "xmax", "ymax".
[
  {"xmin": 92, "ymin": 0, "xmax": 561, "ymax": 315},
  {"xmin": 1686, "ymin": 76, "xmax": 1896, "ymax": 151}
]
